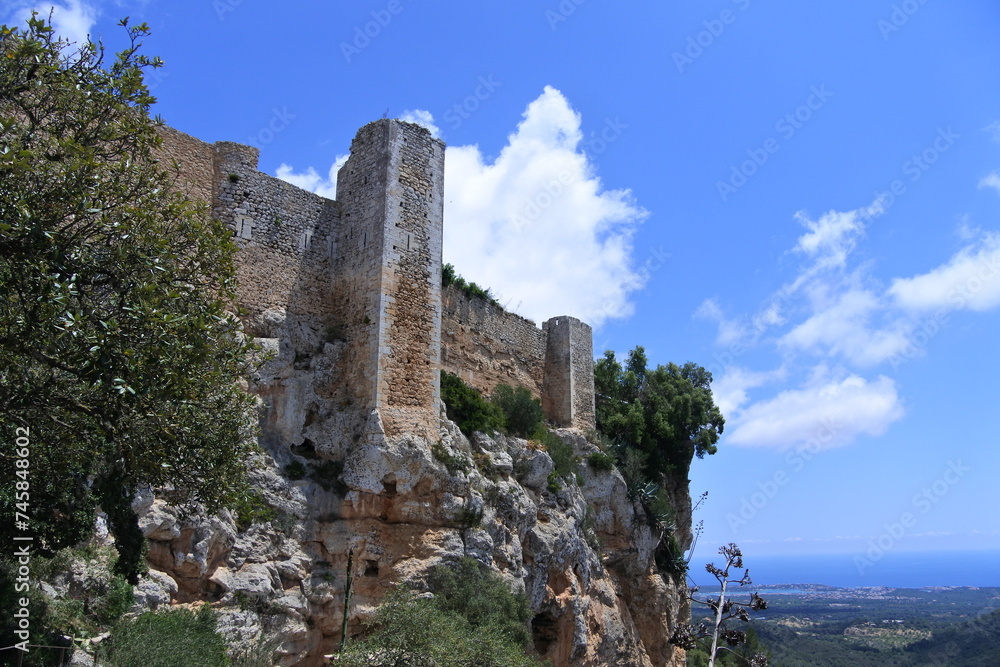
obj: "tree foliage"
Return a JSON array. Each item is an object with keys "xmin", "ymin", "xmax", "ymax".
[
  {"xmin": 0, "ymin": 16, "xmax": 258, "ymax": 581},
  {"xmin": 490, "ymin": 383, "xmax": 543, "ymax": 438},
  {"xmin": 440, "ymin": 371, "xmax": 506, "ymax": 437},
  {"xmin": 594, "ymin": 347, "xmax": 723, "ymax": 478}
]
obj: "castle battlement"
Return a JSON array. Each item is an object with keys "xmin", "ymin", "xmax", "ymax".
[{"xmin": 158, "ymin": 119, "xmax": 594, "ymax": 452}]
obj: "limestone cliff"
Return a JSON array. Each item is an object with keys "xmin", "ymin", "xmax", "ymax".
[{"xmin": 131, "ymin": 318, "xmax": 690, "ymax": 666}]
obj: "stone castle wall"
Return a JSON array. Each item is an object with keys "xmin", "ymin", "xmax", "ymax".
[
  {"xmin": 440, "ymin": 285, "xmax": 548, "ymax": 400},
  {"xmin": 440, "ymin": 287, "xmax": 596, "ymax": 430},
  {"xmin": 158, "ymin": 119, "xmax": 595, "ymax": 442}
]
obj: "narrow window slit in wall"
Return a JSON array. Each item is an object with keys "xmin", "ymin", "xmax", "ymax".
[{"xmin": 299, "ymin": 229, "xmax": 313, "ymax": 252}]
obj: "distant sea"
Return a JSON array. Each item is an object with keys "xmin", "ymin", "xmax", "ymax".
[{"xmin": 687, "ymin": 550, "xmax": 1000, "ymax": 589}]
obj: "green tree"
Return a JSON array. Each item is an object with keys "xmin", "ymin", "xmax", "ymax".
[
  {"xmin": 594, "ymin": 347, "xmax": 723, "ymax": 479},
  {"xmin": 490, "ymin": 383, "xmax": 543, "ymax": 438},
  {"xmin": 0, "ymin": 17, "xmax": 258, "ymax": 581},
  {"xmin": 440, "ymin": 371, "xmax": 506, "ymax": 437},
  {"xmin": 427, "ymin": 557, "xmax": 533, "ymax": 647}
]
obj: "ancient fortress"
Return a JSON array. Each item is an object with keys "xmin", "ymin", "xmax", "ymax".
[
  {"xmin": 159, "ymin": 119, "xmax": 595, "ymax": 446},
  {"xmin": 148, "ymin": 120, "xmax": 688, "ymax": 667}
]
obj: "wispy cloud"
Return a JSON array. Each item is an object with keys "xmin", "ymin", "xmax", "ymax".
[
  {"xmin": 727, "ymin": 371, "xmax": 903, "ymax": 450},
  {"xmin": 703, "ymin": 200, "xmax": 901, "ymax": 449},
  {"xmin": 779, "ymin": 287, "xmax": 911, "ymax": 367},
  {"xmin": 398, "ymin": 109, "xmax": 440, "ymax": 138},
  {"xmin": 695, "ymin": 298, "xmax": 747, "ymax": 347},
  {"xmin": 889, "ymin": 232, "xmax": 1000, "ymax": 312},
  {"xmin": 979, "ymin": 171, "xmax": 1000, "ymax": 194},
  {"xmin": 711, "ymin": 365, "xmax": 786, "ymax": 418},
  {"xmin": 704, "ymin": 151, "xmax": 1000, "ymax": 451}
]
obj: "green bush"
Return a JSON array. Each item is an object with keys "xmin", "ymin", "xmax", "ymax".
[
  {"xmin": 456, "ymin": 501, "xmax": 484, "ymax": 529},
  {"xmin": 232, "ymin": 489, "xmax": 277, "ymax": 531},
  {"xmin": 441, "ymin": 371, "xmax": 506, "ymax": 437},
  {"xmin": 491, "ymin": 384, "xmax": 543, "ymax": 437},
  {"xmin": 340, "ymin": 558, "xmax": 540, "ymax": 667},
  {"xmin": 0, "ymin": 560, "xmax": 71, "ymax": 667},
  {"xmin": 537, "ymin": 429, "xmax": 578, "ymax": 480},
  {"xmin": 427, "ymin": 558, "xmax": 533, "ymax": 647},
  {"xmin": 586, "ymin": 451, "xmax": 615, "ymax": 472},
  {"xmin": 546, "ymin": 471, "xmax": 562, "ymax": 493},
  {"xmin": 19, "ymin": 545, "xmax": 134, "ymax": 640},
  {"xmin": 103, "ymin": 606, "xmax": 229, "ymax": 667}
]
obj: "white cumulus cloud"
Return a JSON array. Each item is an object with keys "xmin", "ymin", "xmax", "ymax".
[
  {"xmin": 443, "ymin": 86, "xmax": 648, "ymax": 326},
  {"xmin": 711, "ymin": 365, "xmax": 786, "ymax": 419},
  {"xmin": 727, "ymin": 372, "xmax": 904, "ymax": 450},
  {"xmin": 273, "ymin": 87, "xmax": 647, "ymax": 328},
  {"xmin": 4, "ymin": 0, "xmax": 97, "ymax": 46},
  {"xmin": 779, "ymin": 287, "xmax": 912, "ymax": 366}
]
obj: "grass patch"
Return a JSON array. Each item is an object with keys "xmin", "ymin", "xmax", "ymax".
[{"xmin": 103, "ymin": 606, "xmax": 229, "ymax": 667}]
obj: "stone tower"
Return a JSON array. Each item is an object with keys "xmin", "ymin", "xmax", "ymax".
[
  {"xmin": 542, "ymin": 316, "xmax": 595, "ymax": 430},
  {"xmin": 334, "ymin": 120, "xmax": 445, "ymax": 442}
]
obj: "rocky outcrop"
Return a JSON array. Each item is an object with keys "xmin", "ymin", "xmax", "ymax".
[
  {"xmin": 130, "ymin": 328, "xmax": 690, "ymax": 666},
  {"xmin": 135, "ymin": 428, "xmax": 688, "ymax": 665}
]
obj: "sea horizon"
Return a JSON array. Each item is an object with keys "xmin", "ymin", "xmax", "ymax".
[{"xmin": 686, "ymin": 548, "xmax": 1000, "ymax": 589}]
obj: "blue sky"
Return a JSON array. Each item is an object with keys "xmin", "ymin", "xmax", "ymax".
[{"xmin": 10, "ymin": 0, "xmax": 1000, "ymax": 582}]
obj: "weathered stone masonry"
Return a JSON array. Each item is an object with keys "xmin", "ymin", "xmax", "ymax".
[{"xmin": 159, "ymin": 119, "xmax": 595, "ymax": 442}]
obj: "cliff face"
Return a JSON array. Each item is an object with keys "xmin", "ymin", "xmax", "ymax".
[{"xmin": 131, "ymin": 321, "xmax": 690, "ymax": 666}]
